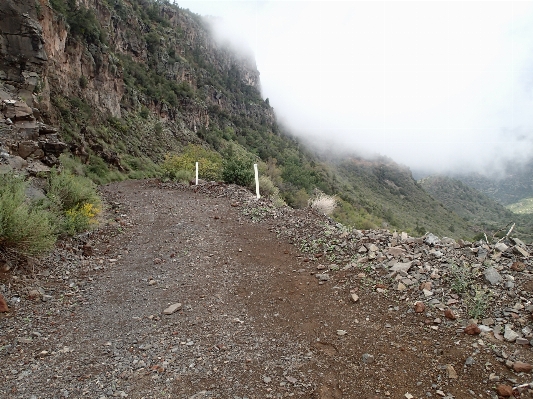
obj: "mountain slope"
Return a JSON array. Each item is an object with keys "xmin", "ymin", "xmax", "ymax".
[
  {"xmin": 419, "ymin": 175, "xmax": 533, "ymax": 241},
  {"xmin": 0, "ymin": 0, "xmax": 492, "ymax": 239},
  {"xmin": 453, "ymin": 161, "xmax": 533, "ymax": 205},
  {"xmin": 332, "ymin": 158, "xmax": 472, "ymax": 237}
]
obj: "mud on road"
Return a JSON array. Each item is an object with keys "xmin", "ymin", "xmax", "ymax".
[{"xmin": 1, "ymin": 179, "xmax": 532, "ymax": 399}]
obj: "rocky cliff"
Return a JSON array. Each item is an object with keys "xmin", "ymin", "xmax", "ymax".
[{"xmin": 0, "ymin": 0, "xmax": 274, "ymax": 175}]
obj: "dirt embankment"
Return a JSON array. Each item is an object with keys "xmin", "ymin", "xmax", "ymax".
[{"xmin": 1, "ymin": 179, "xmax": 533, "ymax": 399}]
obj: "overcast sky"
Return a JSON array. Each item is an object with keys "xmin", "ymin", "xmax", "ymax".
[{"xmin": 177, "ymin": 1, "xmax": 533, "ymax": 176}]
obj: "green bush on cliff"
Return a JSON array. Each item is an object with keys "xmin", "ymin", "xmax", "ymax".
[{"xmin": 222, "ymin": 156, "xmax": 254, "ymax": 187}]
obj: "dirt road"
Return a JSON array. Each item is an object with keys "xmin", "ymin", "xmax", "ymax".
[{"xmin": 1, "ymin": 180, "xmax": 532, "ymax": 398}]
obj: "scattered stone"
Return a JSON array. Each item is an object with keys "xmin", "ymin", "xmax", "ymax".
[
  {"xmin": 511, "ymin": 261, "xmax": 526, "ymax": 272},
  {"xmin": 513, "ymin": 246, "xmax": 529, "ymax": 258},
  {"xmin": 446, "ymin": 364, "xmax": 458, "ymax": 379},
  {"xmin": 27, "ymin": 290, "xmax": 41, "ymax": 300},
  {"xmin": 0, "ymin": 294, "xmax": 9, "ymax": 312},
  {"xmin": 464, "ymin": 324, "xmax": 481, "ymax": 335},
  {"xmin": 513, "ymin": 361, "xmax": 532, "ymax": 373},
  {"xmin": 484, "ymin": 267, "xmax": 502, "ymax": 285},
  {"xmin": 424, "ymin": 233, "xmax": 440, "ymax": 246},
  {"xmin": 362, "ymin": 353, "xmax": 374, "ymax": 364},
  {"xmin": 495, "ymin": 242, "xmax": 509, "ymax": 252},
  {"xmin": 350, "ymin": 293, "xmax": 359, "ymax": 303},
  {"xmin": 516, "ymin": 338, "xmax": 529, "ymax": 345},
  {"xmin": 285, "ymin": 376, "xmax": 297, "ymax": 384},
  {"xmin": 397, "ymin": 282, "xmax": 407, "ymax": 291},
  {"xmin": 163, "ymin": 303, "xmax": 182, "ymax": 315},
  {"xmin": 444, "ymin": 309, "xmax": 456, "ymax": 320},
  {"xmin": 390, "ymin": 262, "xmax": 413, "ymax": 273},
  {"xmin": 420, "ymin": 281, "xmax": 432, "ymax": 291},
  {"xmin": 316, "ymin": 273, "xmax": 330, "ymax": 281},
  {"xmin": 336, "ymin": 330, "xmax": 347, "ymax": 336},
  {"xmin": 414, "ymin": 301, "xmax": 426, "ymax": 313},
  {"xmin": 263, "ymin": 376, "xmax": 271, "ymax": 383},
  {"xmin": 504, "ymin": 326, "xmax": 519, "ymax": 342},
  {"xmin": 496, "ymin": 385, "xmax": 513, "ymax": 397}
]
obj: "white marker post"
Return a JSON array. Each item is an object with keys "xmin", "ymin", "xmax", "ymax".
[
  {"xmin": 195, "ymin": 162, "xmax": 199, "ymax": 185},
  {"xmin": 254, "ymin": 163, "xmax": 260, "ymax": 199}
]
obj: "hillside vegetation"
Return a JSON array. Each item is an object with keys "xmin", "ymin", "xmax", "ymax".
[{"xmin": 420, "ymin": 175, "xmax": 533, "ymax": 241}]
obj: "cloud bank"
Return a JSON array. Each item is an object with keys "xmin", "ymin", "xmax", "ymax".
[{"xmin": 178, "ymin": 1, "xmax": 533, "ymax": 176}]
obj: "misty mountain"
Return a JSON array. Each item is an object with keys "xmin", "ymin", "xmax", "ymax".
[{"xmin": 1, "ymin": 0, "xmax": 524, "ymax": 241}]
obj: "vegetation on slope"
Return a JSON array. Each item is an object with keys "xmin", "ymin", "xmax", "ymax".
[
  {"xmin": 419, "ymin": 175, "xmax": 533, "ymax": 241},
  {"xmin": 507, "ymin": 198, "xmax": 533, "ymax": 215},
  {"xmin": 41, "ymin": 0, "xmax": 499, "ymax": 241}
]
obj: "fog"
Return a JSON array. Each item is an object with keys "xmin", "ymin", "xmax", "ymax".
[{"xmin": 178, "ymin": 1, "xmax": 533, "ymax": 177}]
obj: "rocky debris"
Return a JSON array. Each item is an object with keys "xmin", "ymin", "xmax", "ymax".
[{"xmin": 0, "ymin": 293, "xmax": 9, "ymax": 312}]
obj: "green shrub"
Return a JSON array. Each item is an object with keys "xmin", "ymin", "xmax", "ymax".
[
  {"xmin": 0, "ymin": 174, "xmax": 56, "ymax": 255},
  {"xmin": 162, "ymin": 144, "xmax": 222, "ymax": 181},
  {"xmin": 258, "ymin": 175, "xmax": 277, "ymax": 197},
  {"xmin": 47, "ymin": 169, "xmax": 100, "ymax": 212},
  {"xmin": 222, "ymin": 157, "xmax": 254, "ymax": 186}
]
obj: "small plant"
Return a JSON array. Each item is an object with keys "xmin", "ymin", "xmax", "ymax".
[
  {"xmin": 449, "ymin": 263, "xmax": 474, "ymax": 295},
  {"xmin": 309, "ymin": 190, "xmax": 337, "ymax": 216},
  {"xmin": 46, "ymin": 169, "xmax": 100, "ymax": 212},
  {"xmin": 79, "ymin": 75, "xmax": 88, "ymax": 89},
  {"xmin": 466, "ymin": 285, "xmax": 491, "ymax": 319}
]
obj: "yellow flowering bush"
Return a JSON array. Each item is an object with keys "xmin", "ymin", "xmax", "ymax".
[{"xmin": 64, "ymin": 202, "xmax": 100, "ymax": 234}]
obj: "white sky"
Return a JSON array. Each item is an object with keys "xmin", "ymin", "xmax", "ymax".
[{"xmin": 177, "ymin": 0, "xmax": 533, "ymax": 175}]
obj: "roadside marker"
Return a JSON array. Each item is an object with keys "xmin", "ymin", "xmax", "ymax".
[{"xmin": 254, "ymin": 164, "xmax": 260, "ymax": 199}]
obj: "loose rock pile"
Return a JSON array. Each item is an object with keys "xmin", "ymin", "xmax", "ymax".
[{"xmin": 174, "ymin": 181, "xmax": 533, "ymax": 397}]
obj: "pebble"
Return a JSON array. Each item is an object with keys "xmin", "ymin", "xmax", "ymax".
[
  {"xmin": 496, "ymin": 385, "xmax": 513, "ymax": 397},
  {"xmin": 163, "ymin": 303, "xmax": 182, "ymax": 315},
  {"xmin": 464, "ymin": 324, "xmax": 481, "ymax": 335},
  {"xmin": 504, "ymin": 326, "xmax": 519, "ymax": 342},
  {"xmin": 513, "ymin": 361, "xmax": 532, "ymax": 373},
  {"xmin": 446, "ymin": 364, "xmax": 458, "ymax": 379},
  {"xmin": 414, "ymin": 301, "xmax": 426, "ymax": 313},
  {"xmin": 350, "ymin": 293, "xmax": 359, "ymax": 303},
  {"xmin": 362, "ymin": 353, "xmax": 374, "ymax": 364},
  {"xmin": 444, "ymin": 309, "xmax": 456, "ymax": 320}
]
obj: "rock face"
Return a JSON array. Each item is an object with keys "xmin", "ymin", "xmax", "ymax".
[{"xmin": 0, "ymin": 0, "xmax": 275, "ymax": 176}]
